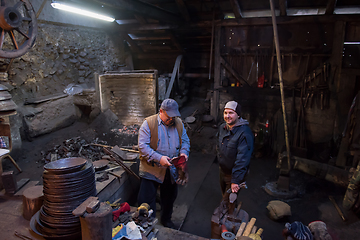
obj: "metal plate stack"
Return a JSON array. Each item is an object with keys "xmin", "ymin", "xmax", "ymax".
[
  {"xmin": 30, "ymin": 157, "xmax": 96, "ymax": 239},
  {"xmin": 0, "ymin": 83, "xmax": 17, "ymax": 117}
]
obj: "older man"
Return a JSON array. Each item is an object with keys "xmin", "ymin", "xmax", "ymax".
[
  {"xmin": 217, "ymin": 101, "xmax": 254, "ymax": 195},
  {"xmin": 138, "ymin": 98, "xmax": 190, "ymax": 229}
]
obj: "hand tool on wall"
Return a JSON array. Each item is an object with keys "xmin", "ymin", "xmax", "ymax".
[{"xmin": 320, "ymin": 91, "xmax": 324, "ymax": 110}]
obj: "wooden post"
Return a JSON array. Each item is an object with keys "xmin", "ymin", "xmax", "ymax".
[
  {"xmin": 269, "ymin": 0, "xmax": 291, "ymax": 173},
  {"xmin": 331, "ymin": 21, "xmax": 346, "ymax": 93},
  {"xmin": 22, "ymin": 185, "xmax": 43, "ymax": 220},
  {"xmin": 211, "ymin": 26, "xmax": 221, "ymax": 122}
]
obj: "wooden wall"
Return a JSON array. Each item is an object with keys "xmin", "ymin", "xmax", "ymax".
[{"xmin": 213, "ymin": 17, "xmax": 360, "ymax": 147}]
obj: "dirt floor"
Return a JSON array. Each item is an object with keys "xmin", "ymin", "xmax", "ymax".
[{"xmin": 2, "ymin": 97, "xmax": 360, "ymax": 239}]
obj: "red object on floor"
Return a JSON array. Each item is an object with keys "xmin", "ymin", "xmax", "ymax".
[
  {"xmin": 112, "ymin": 202, "xmax": 130, "ymax": 221},
  {"xmin": 257, "ymin": 73, "xmax": 265, "ymax": 88}
]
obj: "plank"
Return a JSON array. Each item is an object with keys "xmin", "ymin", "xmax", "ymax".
[
  {"xmin": 24, "ymin": 93, "xmax": 68, "ymax": 105},
  {"xmin": 15, "ymin": 180, "xmax": 39, "ymax": 196},
  {"xmin": 0, "ymin": 92, "xmax": 11, "ymax": 101},
  {"xmin": 0, "ymin": 99, "xmax": 17, "ymax": 111}
]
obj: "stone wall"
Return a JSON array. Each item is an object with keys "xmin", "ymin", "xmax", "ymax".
[{"xmin": 1, "ymin": 23, "xmax": 126, "ymax": 149}]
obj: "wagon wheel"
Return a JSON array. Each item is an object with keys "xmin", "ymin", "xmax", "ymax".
[{"xmin": 0, "ymin": 0, "xmax": 37, "ymax": 58}]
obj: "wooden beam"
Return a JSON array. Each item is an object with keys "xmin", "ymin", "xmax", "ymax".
[
  {"xmin": 331, "ymin": 21, "xmax": 346, "ymax": 92},
  {"xmin": 175, "ymin": 0, "xmax": 191, "ymax": 22},
  {"xmin": 217, "ymin": 14, "xmax": 360, "ymax": 27},
  {"xmin": 279, "ymin": 0, "xmax": 287, "ymax": 16},
  {"xmin": 134, "ymin": 14, "xmax": 148, "ymax": 24},
  {"xmin": 134, "ymin": 52, "xmax": 183, "ymax": 59},
  {"xmin": 325, "ymin": 0, "xmax": 337, "ymax": 15},
  {"xmin": 94, "ymin": 0, "xmax": 182, "ymax": 24},
  {"xmin": 128, "ymin": 35, "xmax": 172, "ymax": 41},
  {"xmin": 121, "ymin": 33, "xmax": 143, "ymax": 53},
  {"xmin": 229, "ymin": 0, "xmax": 242, "ymax": 19},
  {"xmin": 270, "ymin": 0, "xmax": 291, "ymax": 173},
  {"xmin": 211, "ymin": 26, "xmax": 221, "ymax": 122},
  {"xmin": 169, "ymin": 32, "xmax": 183, "ymax": 51},
  {"xmin": 220, "ymin": 57, "xmax": 249, "ymax": 86},
  {"xmin": 121, "ymin": 14, "xmax": 360, "ymax": 32}
]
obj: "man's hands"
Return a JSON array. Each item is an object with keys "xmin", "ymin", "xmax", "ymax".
[
  {"xmin": 231, "ymin": 182, "xmax": 247, "ymax": 193},
  {"xmin": 159, "ymin": 156, "xmax": 172, "ymax": 167},
  {"xmin": 160, "ymin": 153, "xmax": 188, "ymax": 167},
  {"xmin": 180, "ymin": 153, "xmax": 188, "ymax": 161},
  {"xmin": 159, "ymin": 154, "xmax": 189, "ymax": 185}
]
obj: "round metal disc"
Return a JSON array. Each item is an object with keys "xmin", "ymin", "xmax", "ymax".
[
  {"xmin": 93, "ymin": 159, "xmax": 109, "ymax": 171},
  {"xmin": 44, "ymin": 157, "xmax": 87, "ymax": 174}
]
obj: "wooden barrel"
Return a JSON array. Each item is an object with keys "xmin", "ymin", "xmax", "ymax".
[{"xmin": 22, "ymin": 185, "xmax": 44, "ymax": 220}]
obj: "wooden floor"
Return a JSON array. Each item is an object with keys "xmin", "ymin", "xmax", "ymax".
[{"xmin": 0, "ymin": 160, "xmax": 210, "ymax": 240}]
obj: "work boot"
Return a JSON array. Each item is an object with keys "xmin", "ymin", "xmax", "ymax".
[{"xmin": 161, "ymin": 220, "xmax": 175, "ymax": 229}]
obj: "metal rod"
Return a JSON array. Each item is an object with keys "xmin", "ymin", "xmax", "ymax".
[{"xmin": 269, "ymin": 0, "xmax": 291, "ymax": 173}]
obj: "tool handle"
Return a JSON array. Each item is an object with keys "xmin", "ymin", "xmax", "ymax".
[
  {"xmin": 329, "ymin": 195, "xmax": 347, "ymax": 221},
  {"xmin": 243, "ymin": 218, "xmax": 256, "ymax": 236}
]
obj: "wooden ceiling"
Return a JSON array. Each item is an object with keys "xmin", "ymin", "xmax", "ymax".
[{"xmin": 60, "ymin": 0, "xmax": 360, "ymax": 57}]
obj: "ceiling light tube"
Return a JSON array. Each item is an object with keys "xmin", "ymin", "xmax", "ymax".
[
  {"xmin": 51, "ymin": 2, "xmax": 115, "ymax": 22},
  {"xmin": 344, "ymin": 42, "xmax": 360, "ymax": 45}
]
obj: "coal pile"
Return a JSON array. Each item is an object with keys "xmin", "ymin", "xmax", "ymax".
[{"xmin": 40, "ymin": 137, "xmax": 109, "ymax": 163}]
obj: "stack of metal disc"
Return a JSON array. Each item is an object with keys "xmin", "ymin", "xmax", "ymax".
[
  {"xmin": 0, "ymin": 83, "xmax": 17, "ymax": 117},
  {"xmin": 31, "ymin": 157, "xmax": 96, "ymax": 239}
]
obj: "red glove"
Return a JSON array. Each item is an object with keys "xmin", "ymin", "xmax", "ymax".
[{"xmin": 112, "ymin": 202, "xmax": 130, "ymax": 221}]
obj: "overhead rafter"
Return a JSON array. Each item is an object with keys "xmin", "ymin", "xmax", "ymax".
[
  {"xmin": 121, "ymin": 33, "xmax": 143, "ymax": 53},
  {"xmin": 279, "ymin": 0, "xmax": 287, "ymax": 16},
  {"xmin": 134, "ymin": 14, "xmax": 148, "ymax": 24},
  {"xmin": 94, "ymin": 0, "xmax": 182, "ymax": 24},
  {"xmin": 120, "ymin": 13, "xmax": 360, "ymax": 33},
  {"xmin": 229, "ymin": 0, "xmax": 242, "ymax": 19},
  {"xmin": 169, "ymin": 31, "xmax": 183, "ymax": 51},
  {"xmin": 325, "ymin": 0, "xmax": 337, "ymax": 15},
  {"xmin": 175, "ymin": 0, "xmax": 191, "ymax": 22}
]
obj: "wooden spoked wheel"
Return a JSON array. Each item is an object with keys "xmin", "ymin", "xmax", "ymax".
[{"xmin": 0, "ymin": 0, "xmax": 37, "ymax": 58}]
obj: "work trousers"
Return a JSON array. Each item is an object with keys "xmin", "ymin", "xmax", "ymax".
[
  {"xmin": 137, "ymin": 168, "xmax": 178, "ymax": 223},
  {"xmin": 219, "ymin": 168, "xmax": 232, "ymax": 195}
]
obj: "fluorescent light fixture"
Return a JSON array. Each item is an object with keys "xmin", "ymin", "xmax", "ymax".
[
  {"xmin": 344, "ymin": 42, "xmax": 360, "ymax": 45},
  {"xmin": 51, "ymin": 2, "xmax": 115, "ymax": 22}
]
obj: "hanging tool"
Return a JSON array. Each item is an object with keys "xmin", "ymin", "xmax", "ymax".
[{"xmin": 320, "ymin": 91, "xmax": 324, "ymax": 110}]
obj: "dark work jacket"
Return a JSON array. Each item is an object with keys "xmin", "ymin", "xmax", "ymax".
[{"xmin": 217, "ymin": 118, "xmax": 254, "ymax": 185}]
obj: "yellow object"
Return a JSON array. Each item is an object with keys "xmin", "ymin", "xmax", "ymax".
[
  {"xmin": 112, "ymin": 224, "xmax": 124, "ymax": 237},
  {"xmin": 137, "ymin": 203, "xmax": 150, "ymax": 216},
  {"xmin": 248, "ymin": 228, "xmax": 263, "ymax": 240},
  {"xmin": 137, "ymin": 203, "xmax": 150, "ymax": 211},
  {"xmin": 231, "ymin": 83, "xmax": 235, "ymax": 87}
]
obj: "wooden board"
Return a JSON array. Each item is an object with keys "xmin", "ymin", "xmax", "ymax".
[
  {"xmin": 0, "ymin": 99, "xmax": 17, "ymax": 111},
  {"xmin": 15, "ymin": 181, "xmax": 39, "ymax": 196},
  {"xmin": 0, "ymin": 92, "xmax": 11, "ymax": 101},
  {"xmin": 24, "ymin": 93, "xmax": 68, "ymax": 105},
  {"xmin": 98, "ymin": 70, "xmax": 158, "ymax": 126}
]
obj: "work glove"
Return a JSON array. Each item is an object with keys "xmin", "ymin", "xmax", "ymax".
[{"xmin": 171, "ymin": 156, "xmax": 188, "ymax": 185}]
